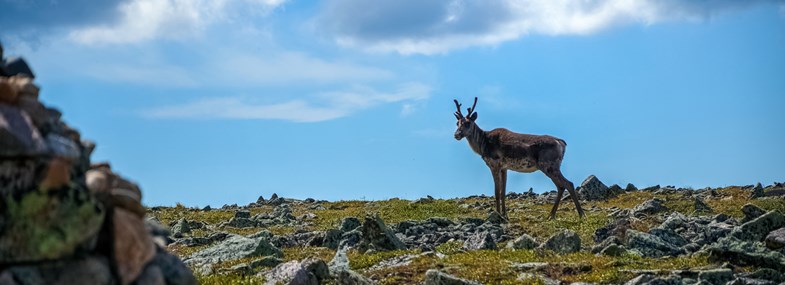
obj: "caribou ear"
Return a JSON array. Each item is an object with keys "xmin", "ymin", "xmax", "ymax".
[{"xmin": 469, "ymin": 112, "xmax": 478, "ymax": 121}]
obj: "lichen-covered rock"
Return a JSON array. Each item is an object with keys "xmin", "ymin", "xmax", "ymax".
[
  {"xmin": 339, "ymin": 217, "xmax": 361, "ymax": 232},
  {"xmin": 539, "ymin": 230, "xmax": 581, "ymax": 254},
  {"xmin": 0, "ymin": 186, "xmax": 105, "ymax": 263},
  {"xmin": 704, "ymin": 237, "xmax": 785, "ymax": 271},
  {"xmin": 170, "ymin": 218, "xmax": 191, "ymax": 238},
  {"xmin": 648, "ymin": 228, "xmax": 688, "ymax": 248},
  {"xmin": 626, "ymin": 230, "xmax": 685, "ymax": 258},
  {"xmin": 730, "ymin": 211, "xmax": 785, "ymax": 242},
  {"xmin": 697, "ymin": 268, "xmax": 733, "ymax": 285},
  {"xmin": 599, "ymin": 244, "xmax": 627, "ymax": 256},
  {"xmin": 507, "ymin": 234, "xmax": 538, "ymax": 250},
  {"xmin": 260, "ymin": 258, "xmax": 329, "ymax": 285},
  {"xmin": 463, "ymin": 231, "xmax": 497, "ymax": 250},
  {"xmin": 185, "ymin": 235, "xmax": 283, "ymax": 270},
  {"xmin": 741, "ymin": 204, "xmax": 766, "ymax": 223},
  {"xmin": 579, "ymin": 175, "xmax": 613, "ymax": 201},
  {"xmin": 358, "ymin": 214, "xmax": 406, "ymax": 251},
  {"xmin": 632, "ymin": 198, "xmax": 668, "ymax": 217},
  {"xmin": 424, "ymin": 269, "xmax": 482, "ymax": 285},
  {"xmin": 764, "ymin": 228, "xmax": 785, "ymax": 250}
]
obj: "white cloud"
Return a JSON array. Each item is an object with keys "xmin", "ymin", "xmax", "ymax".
[
  {"xmin": 142, "ymin": 82, "xmax": 432, "ymax": 122},
  {"xmin": 69, "ymin": 0, "xmax": 285, "ymax": 45},
  {"xmin": 317, "ymin": 0, "xmax": 783, "ymax": 55}
]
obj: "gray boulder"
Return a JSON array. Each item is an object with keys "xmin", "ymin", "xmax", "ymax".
[
  {"xmin": 741, "ymin": 204, "xmax": 766, "ymax": 223},
  {"xmin": 579, "ymin": 175, "xmax": 613, "ymax": 201},
  {"xmin": 507, "ymin": 234, "xmax": 538, "ymax": 250},
  {"xmin": 339, "ymin": 217, "xmax": 361, "ymax": 232},
  {"xmin": 730, "ymin": 211, "xmax": 785, "ymax": 242},
  {"xmin": 358, "ymin": 214, "xmax": 406, "ymax": 251},
  {"xmin": 591, "ymin": 236, "xmax": 622, "ymax": 254},
  {"xmin": 625, "ymin": 230, "xmax": 685, "ymax": 258},
  {"xmin": 260, "ymin": 258, "xmax": 329, "ymax": 285},
  {"xmin": 171, "ymin": 219, "xmax": 191, "ymax": 238},
  {"xmin": 765, "ymin": 228, "xmax": 785, "ymax": 250},
  {"xmin": 463, "ymin": 231, "xmax": 497, "ymax": 250},
  {"xmin": 697, "ymin": 268, "xmax": 733, "ymax": 285},
  {"xmin": 704, "ymin": 237, "xmax": 785, "ymax": 271},
  {"xmin": 185, "ymin": 235, "xmax": 283, "ymax": 270},
  {"xmin": 599, "ymin": 244, "xmax": 627, "ymax": 256},
  {"xmin": 649, "ymin": 228, "xmax": 688, "ymax": 248},
  {"xmin": 424, "ymin": 269, "xmax": 482, "ymax": 285},
  {"xmin": 632, "ymin": 198, "xmax": 668, "ymax": 217},
  {"xmin": 539, "ymin": 230, "xmax": 581, "ymax": 254}
]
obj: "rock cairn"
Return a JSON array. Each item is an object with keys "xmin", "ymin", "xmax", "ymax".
[{"xmin": 0, "ymin": 49, "xmax": 195, "ymax": 285}]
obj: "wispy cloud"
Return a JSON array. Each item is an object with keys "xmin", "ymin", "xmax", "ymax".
[
  {"xmin": 142, "ymin": 82, "xmax": 432, "ymax": 122},
  {"xmin": 69, "ymin": 0, "xmax": 286, "ymax": 45},
  {"xmin": 315, "ymin": 0, "xmax": 784, "ymax": 55}
]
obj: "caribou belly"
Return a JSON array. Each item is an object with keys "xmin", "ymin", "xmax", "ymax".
[{"xmin": 503, "ymin": 158, "xmax": 538, "ymax": 173}]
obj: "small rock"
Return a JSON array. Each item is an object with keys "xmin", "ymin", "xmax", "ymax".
[
  {"xmin": 518, "ymin": 273, "xmax": 560, "ymax": 285},
  {"xmin": 463, "ymin": 231, "xmax": 497, "ymax": 250},
  {"xmin": 260, "ymin": 258, "xmax": 328, "ymax": 285},
  {"xmin": 741, "ymin": 204, "xmax": 766, "ymax": 223},
  {"xmin": 704, "ymin": 236, "xmax": 785, "ymax": 271},
  {"xmin": 539, "ymin": 230, "xmax": 581, "ymax": 254},
  {"xmin": 171, "ymin": 219, "xmax": 191, "ymax": 238},
  {"xmin": 694, "ymin": 197, "xmax": 712, "ymax": 213},
  {"xmin": 764, "ymin": 228, "xmax": 785, "ymax": 250},
  {"xmin": 632, "ymin": 198, "xmax": 668, "ymax": 217},
  {"xmin": 185, "ymin": 235, "xmax": 283, "ymax": 270},
  {"xmin": 507, "ymin": 234, "xmax": 538, "ymax": 250},
  {"xmin": 358, "ymin": 214, "xmax": 406, "ymax": 251},
  {"xmin": 750, "ymin": 183, "xmax": 764, "ymax": 198},
  {"xmin": 625, "ymin": 183, "xmax": 638, "ymax": 192},
  {"xmin": 599, "ymin": 244, "xmax": 627, "ymax": 256},
  {"xmin": 579, "ymin": 175, "xmax": 614, "ymax": 201},
  {"xmin": 730, "ymin": 211, "xmax": 785, "ymax": 242},
  {"xmin": 424, "ymin": 269, "xmax": 482, "ymax": 285},
  {"xmin": 626, "ymin": 230, "xmax": 685, "ymax": 258},
  {"xmin": 486, "ymin": 211, "xmax": 505, "ymax": 224},
  {"xmin": 698, "ymin": 268, "xmax": 733, "ymax": 285},
  {"xmin": 339, "ymin": 217, "xmax": 361, "ymax": 232}
]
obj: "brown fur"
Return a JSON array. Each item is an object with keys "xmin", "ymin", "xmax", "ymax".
[{"xmin": 454, "ymin": 98, "xmax": 585, "ymax": 220}]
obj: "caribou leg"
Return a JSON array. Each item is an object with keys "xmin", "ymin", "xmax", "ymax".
[
  {"xmin": 565, "ymin": 179, "xmax": 585, "ymax": 218},
  {"xmin": 500, "ymin": 169, "xmax": 508, "ymax": 217},
  {"xmin": 490, "ymin": 167, "xmax": 502, "ymax": 215}
]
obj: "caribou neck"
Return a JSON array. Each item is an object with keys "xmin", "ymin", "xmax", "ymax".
[{"xmin": 465, "ymin": 123, "xmax": 490, "ymax": 157}]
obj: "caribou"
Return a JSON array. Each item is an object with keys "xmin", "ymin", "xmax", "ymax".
[{"xmin": 453, "ymin": 97, "xmax": 585, "ymax": 220}]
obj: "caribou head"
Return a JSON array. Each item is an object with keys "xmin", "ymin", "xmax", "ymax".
[{"xmin": 453, "ymin": 97, "xmax": 478, "ymax": 140}]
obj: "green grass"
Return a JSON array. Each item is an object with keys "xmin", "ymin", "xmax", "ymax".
[{"xmin": 150, "ymin": 185, "xmax": 772, "ymax": 284}]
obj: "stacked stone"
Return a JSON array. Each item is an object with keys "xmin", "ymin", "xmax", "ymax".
[{"xmin": 0, "ymin": 50, "xmax": 195, "ymax": 285}]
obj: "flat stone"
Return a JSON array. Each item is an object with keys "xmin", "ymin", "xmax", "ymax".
[
  {"xmin": 425, "ymin": 269, "xmax": 482, "ymax": 285},
  {"xmin": 539, "ymin": 230, "xmax": 581, "ymax": 254}
]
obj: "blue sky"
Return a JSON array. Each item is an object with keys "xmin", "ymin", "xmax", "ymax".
[{"xmin": 2, "ymin": 0, "xmax": 784, "ymax": 206}]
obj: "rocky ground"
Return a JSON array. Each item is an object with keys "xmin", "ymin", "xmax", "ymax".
[{"xmin": 149, "ymin": 177, "xmax": 785, "ymax": 285}]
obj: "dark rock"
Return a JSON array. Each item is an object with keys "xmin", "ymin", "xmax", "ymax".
[
  {"xmin": 599, "ymin": 244, "xmax": 627, "ymax": 256},
  {"xmin": 579, "ymin": 175, "xmax": 614, "ymax": 201},
  {"xmin": 594, "ymin": 217, "xmax": 630, "ymax": 243},
  {"xmin": 591, "ymin": 236, "xmax": 622, "ymax": 254},
  {"xmin": 764, "ymin": 228, "xmax": 785, "ymax": 250},
  {"xmin": 730, "ymin": 211, "xmax": 785, "ymax": 242},
  {"xmin": 0, "ymin": 103, "xmax": 48, "ymax": 157},
  {"xmin": 339, "ymin": 229, "xmax": 362, "ymax": 249},
  {"xmin": 625, "ymin": 183, "xmax": 638, "ymax": 192},
  {"xmin": 225, "ymin": 217, "xmax": 256, "ymax": 228},
  {"xmin": 626, "ymin": 230, "xmax": 685, "ymax": 258},
  {"xmin": 694, "ymin": 198, "xmax": 712, "ymax": 213},
  {"xmin": 741, "ymin": 204, "xmax": 766, "ymax": 223},
  {"xmin": 150, "ymin": 248, "xmax": 197, "ymax": 285},
  {"xmin": 486, "ymin": 211, "xmax": 505, "ymax": 224},
  {"xmin": 202, "ymin": 205, "xmax": 211, "ymax": 211},
  {"xmin": 704, "ymin": 237, "xmax": 785, "ymax": 271},
  {"xmin": 463, "ymin": 231, "xmax": 497, "ymax": 250},
  {"xmin": 750, "ymin": 183, "xmax": 764, "ymax": 198},
  {"xmin": 632, "ymin": 198, "xmax": 668, "ymax": 217},
  {"xmin": 743, "ymin": 268, "xmax": 785, "ymax": 282},
  {"xmin": 7, "ymin": 256, "xmax": 113, "ymax": 285},
  {"xmin": 133, "ymin": 264, "xmax": 166, "ymax": 285},
  {"xmin": 698, "ymin": 268, "xmax": 733, "ymax": 285},
  {"xmin": 339, "ymin": 217, "xmax": 361, "ymax": 232},
  {"xmin": 539, "ymin": 230, "xmax": 581, "ymax": 254},
  {"xmin": 649, "ymin": 228, "xmax": 688, "ymax": 247},
  {"xmin": 358, "ymin": 214, "xmax": 406, "ymax": 251},
  {"xmin": 171, "ymin": 219, "xmax": 191, "ymax": 238},
  {"xmin": 507, "ymin": 234, "xmax": 538, "ymax": 250},
  {"xmin": 424, "ymin": 269, "xmax": 482, "ymax": 285},
  {"xmin": 333, "ymin": 268, "xmax": 375, "ymax": 285}
]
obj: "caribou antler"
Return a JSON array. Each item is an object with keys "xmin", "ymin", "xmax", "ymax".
[
  {"xmin": 466, "ymin": 97, "xmax": 478, "ymax": 117},
  {"xmin": 453, "ymin": 99, "xmax": 464, "ymax": 119}
]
